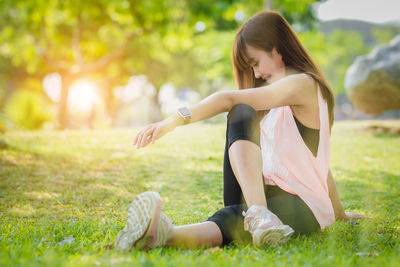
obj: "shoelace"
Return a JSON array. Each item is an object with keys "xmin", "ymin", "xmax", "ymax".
[{"xmin": 242, "ymin": 207, "xmax": 281, "ymax": 233}]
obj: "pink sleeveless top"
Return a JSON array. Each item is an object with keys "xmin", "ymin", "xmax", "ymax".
[{"xmin": 260, "ymin": 82, "xmax": 335, "ymax": 230}]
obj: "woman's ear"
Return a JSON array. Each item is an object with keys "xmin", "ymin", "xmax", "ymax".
[
  {"xmin": 272, "ymin": 47, "xmax": 282, "ymax": 57},
  {"xmin": 272, "ymin": 47, "xmax": 283, "ymax": 61}
]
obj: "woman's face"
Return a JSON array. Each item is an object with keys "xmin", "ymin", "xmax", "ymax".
[{"xmin": 245, "ymin": 45, "xmax": 286, "ymax": 84}]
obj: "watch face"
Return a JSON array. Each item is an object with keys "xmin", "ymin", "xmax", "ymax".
[{"xmin": 178, "ymin": 107, "xmax": 191, "ymax": 117}]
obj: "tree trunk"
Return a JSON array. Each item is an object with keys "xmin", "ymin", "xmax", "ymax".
[
  {"xmin": 150, "ymin": 89, "xmax": 162, "ymax": 123},
  {"xmin": 58, "ymin": 75, "xmax": 73, "ymax": 130}
]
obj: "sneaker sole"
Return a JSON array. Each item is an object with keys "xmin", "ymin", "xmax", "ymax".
[
  {"xmin": 253, "ymin": 225, "xmax": 294, "ymax": 247},
  {"xmin": 114, "ymin": 191, "xmax": 162, "ymax": 251}
]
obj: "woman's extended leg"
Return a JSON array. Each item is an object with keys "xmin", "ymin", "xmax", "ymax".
[
  {"xmin": 114, "ymin": 191, "xmax": 224, "ymax": 251},
  {"xmin": 166, "ymin": 221, "xmax": 223, "ymax": 249},
  {"xmin": 166, "ymin": 186, "xmax": 321, "ymax": 249}
]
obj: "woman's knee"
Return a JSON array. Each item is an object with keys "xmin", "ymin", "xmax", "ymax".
[
  {"xmin": 227, "ymin": 104, "xmax": 257, "ymax": 124},
  {"xmin": 226, "ymin": 104, "xmax": 260, "ymax": 147}
]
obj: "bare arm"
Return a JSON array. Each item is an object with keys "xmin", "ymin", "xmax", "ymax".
[
  {"xmin": 133, "ymin": 73, "xmax": 313, "ymax": 148},
  {"xmin": 169, "ymin": 91, "xmax": 231, "ymax": 127},
  {"xmin": 227, "ymin": 73, "xmax": 314, "ymax": 111},
  {"xmin": 167, "ymin": 73, "xmax": 313, "ymax": 128},
  {"xmin": 327, "ymin": 169, "xmax": 347, "ymax": 220},
  {"xmin": 133, "ymin": 91, "xmax": 231, "ymax": 148}
]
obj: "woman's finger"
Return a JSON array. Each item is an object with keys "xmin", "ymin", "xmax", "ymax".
[
  {"xmin": 146, "ymin": 125, "xmax": 161, "ymax": 146},
  {"xmin": 135, "ymin": 129, "xmax": 146, "ymax": 147},
  {"xmin": 140, "ymin": 133, "xmax": 151, "ymax": 148},
  {"xmin": 134, "ymin": 125, "xmax": 153, "ymax": 147},
  {"xmin": 139, "ymin": 126, "xmax": 156, "ymax": 148},
  {"xmin": 151, "ymin": 127, "xmax": 159, "ymax": 144},
  {"xmin": 143, "ymin": 134, "xmax": 153, "ymax": 147},
  {"xmin": 136, "ymin": 130, "xmax": 147, "ymax": 148},
  {"xmin": 133, "ymin": 127, "xmax": 146, "ymax": 145},
  {"xmin": 134, "ymin": 132, "xmax": 144, "ymax": 146},
  {"xmin": 139, "ymin": 128, "xmax": 153, "ymax": 147}
]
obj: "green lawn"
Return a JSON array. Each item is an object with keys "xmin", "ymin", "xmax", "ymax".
[{"xmin": 1, "ymin": 120, "xmax": 399, "ymax": 267}]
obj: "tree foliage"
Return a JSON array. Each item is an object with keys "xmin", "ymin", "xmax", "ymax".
[{"xmin": 0, "ymin": 0, "xmax": 324, "ymax": 129}]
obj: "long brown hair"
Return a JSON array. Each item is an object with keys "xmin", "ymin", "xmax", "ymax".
[{"xmin": 232, "ymin": 10, "xmax": 335, "ymax": 130}]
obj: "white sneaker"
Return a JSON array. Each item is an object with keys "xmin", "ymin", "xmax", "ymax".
[
  {"xmin": 114, "ymin": 191, "xmax": 174, "ymax": 251},
  {"xmin": 243, "ymin": 205, "xmax": 294, "ymax": 247}
]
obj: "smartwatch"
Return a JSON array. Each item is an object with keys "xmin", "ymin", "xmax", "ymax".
[{"xmin": 177, "ymin": 107, "xmax": 192, "ymax": 124}]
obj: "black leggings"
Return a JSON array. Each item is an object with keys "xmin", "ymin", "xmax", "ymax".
[{"xmin": 207, "ymin": 104, "xmax": 320, "ymax": 246}]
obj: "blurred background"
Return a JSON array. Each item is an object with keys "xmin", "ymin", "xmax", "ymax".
[{"xmin": 0, "ymin": 0, "xmax": 399, "ymax": 131}]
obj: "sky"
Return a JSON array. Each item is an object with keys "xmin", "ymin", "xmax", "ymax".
[{"xmin": 316, "ymin": 0, "xmax": 400, "ymax": 24}]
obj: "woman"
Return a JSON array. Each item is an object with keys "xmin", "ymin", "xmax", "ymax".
[{"xmin": 114, "ymin": 10, "xmax": 362, "ymax": 251}]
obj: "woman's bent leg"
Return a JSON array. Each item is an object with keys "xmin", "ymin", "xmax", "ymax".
[
  {"xmin": 222, "ymin": 106, "xmax": 296, "ymax": 246},
  {"xmin": 223, "ymin": 137, "xmax": 244, "ymax": 206},
  {"xmin": 204, "ymin": 187, "xmax": 319, "ymax": 247},
  {"xmin": 229, "ymin": 140, "xmax": 266, "ymax": 207},
  {"xmin": 224, "ymin": 104, "xmax": 266, "ymax": 207}
]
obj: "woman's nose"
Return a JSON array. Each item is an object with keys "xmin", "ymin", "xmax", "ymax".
[{"xmin": 254, "ymin": 71, "xmax": 261, "ymax": 78}]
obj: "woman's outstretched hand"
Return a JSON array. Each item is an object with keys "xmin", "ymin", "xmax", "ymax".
[{"xmin": 133, "ymin": 118, "xmax": 177, "ymax": 149}]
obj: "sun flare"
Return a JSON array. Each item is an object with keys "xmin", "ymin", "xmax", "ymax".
[{"xmin": 68, "ymin": 80, "xmax": 100, "ymax": 112}]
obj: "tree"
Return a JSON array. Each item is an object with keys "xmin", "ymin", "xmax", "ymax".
[
  {"xmin": 0, "ymin": 0, "xmax": 324, "ymax": 129},
  {"xmin": 1, "ymin": 0, "xmax": 189, "ymax": 128}
]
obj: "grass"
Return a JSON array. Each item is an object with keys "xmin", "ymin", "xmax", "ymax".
[{"xmin": 0, "ymin": 120, "xmax": 399, "ymax": 267}]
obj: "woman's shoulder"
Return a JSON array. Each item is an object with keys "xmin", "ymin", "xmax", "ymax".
[
  {"xmin": 287, "ymin": 72, "xmax": 317, "ymax": 90},
  {"xmin": 288, "ymin": 72, "xmax": 320, "ymax": 129},
  {"xmin": 280, "ymin": 72, "xmax": 318, "ymax": 104}
]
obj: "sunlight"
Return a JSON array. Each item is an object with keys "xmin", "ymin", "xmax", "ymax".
[
  {"xmin": 68, "ymin": 80, "xmax": 100, "ymax": 112},
  {"xmin": 43, "ymin": 73, "xmax": 62, "ymax": 102}
]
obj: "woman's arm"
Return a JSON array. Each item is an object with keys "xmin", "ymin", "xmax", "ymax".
[
  {"xmin": 133, "ymin": 73, "xmax": 312, "ymax": 148},
  {"xmin": 169, "ymin": 73, "xmax": 313, "ymax": 127},
  {"xmin": 133, "ymin": 91, "xmax": 231, "ymax": 148},
  {"xmin": 171, "ymin": 91, "xmax": 232, "ymax": 127},
  {"xmin": 228, "ymin": 73, "xmax": 315, "ymax": 111},
  {"xmin": 327, "ymin": 169, "xmax": 347, "ymax": 220}
]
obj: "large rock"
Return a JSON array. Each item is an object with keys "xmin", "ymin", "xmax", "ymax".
[{"xmin": 345, "ymin": 35, "xmax": 400, "ymax": 115}]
